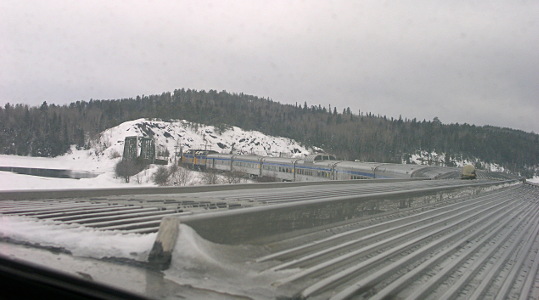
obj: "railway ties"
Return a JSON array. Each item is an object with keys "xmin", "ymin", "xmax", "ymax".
[{"xmin": 258, "ymin": 184, "xmax": 539, "ymax": 299}]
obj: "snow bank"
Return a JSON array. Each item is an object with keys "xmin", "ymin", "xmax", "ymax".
[
  {"xmin": 0, "ymin": 215, "xmax": 156, "ymax": 261},
  {"xmin": 0, "ymin": 172, "xmax": 117, "ymax": 190},
  {"xmin": 165, "ymin": 224, "xmax": 292, "ymax": 299},
  {"xmin": 0, "ymin": 145, "xmax": 120, "ymax": 172}
]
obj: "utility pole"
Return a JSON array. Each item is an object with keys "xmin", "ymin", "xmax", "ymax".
[{"xmin": 174, "ymin": 139, "xmax": 182, "ymax": 165}]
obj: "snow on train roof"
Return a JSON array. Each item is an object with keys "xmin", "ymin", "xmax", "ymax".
[{"xmin": 334, "ymin": 161, "xmax": 385, "ymax": 169}]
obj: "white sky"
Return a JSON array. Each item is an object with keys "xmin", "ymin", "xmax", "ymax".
[{"xmin": 1, "ymin": 0, "xmax": 538, "ymax": 133}]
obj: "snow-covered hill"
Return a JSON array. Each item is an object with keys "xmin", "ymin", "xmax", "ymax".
[
  {"xmin": 94, "ymin": 118, "xmax": 315, "ymax": 162},
  {"xmin": 0, "ymin": 118, "xmax": 318, "ymax": 190}
]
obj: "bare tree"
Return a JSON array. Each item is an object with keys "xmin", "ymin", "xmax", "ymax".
[
  {"xmin": 168, "ymin": 164, "xmax": 193, "ymax": 186},
  {"xmin": 257, "ymin": 173, "xmax": 278, "ymax": 182},
  {"xmin": 153, "ymin": 165, "xmax": 170, "ymax": 186},
  {"xmin": 202, "ymin": 170, "xmax": 220, "ymax": 185},
  {"xmin": 134, "ymin": 170, "xmax": 144, "ymax": 184},
  {"xmin": 223, "ymin": 170, "xmax": 243, "ymax": 184}
]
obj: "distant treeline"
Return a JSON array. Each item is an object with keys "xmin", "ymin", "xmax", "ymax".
[{"xmin": 0, "ymin": 89, "xmax": 537, "ymax": 177}]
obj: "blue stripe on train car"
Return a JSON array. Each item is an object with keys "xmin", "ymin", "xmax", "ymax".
[{"xmin": 336, "ymin": 170, "xmax": 374, "ymax": 178}]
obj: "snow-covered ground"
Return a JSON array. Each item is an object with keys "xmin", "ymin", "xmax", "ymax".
[
  {"xmin": 0, "ymin": 147, "xmax": 156, "ymax": 190},
  {"xmin": 407, "ymin": 150, "xmax": 506, "ymax": 172},
  {"xmin": 0, "ymin": 118, "xmax": 316, "ymax": 191},
  {"xmin": 0, "ymin": 171, "xmax": 130, "ymax": 190}
]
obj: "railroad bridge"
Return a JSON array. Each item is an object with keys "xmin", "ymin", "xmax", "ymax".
[{"xmin": 1, "ymin": 178, "xmax": 538, "ymax": 299}]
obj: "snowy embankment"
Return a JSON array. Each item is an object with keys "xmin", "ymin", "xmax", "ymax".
[
  {"xmin": 407, "ymin": 150, "xmax": 538, "ymax": 183},
  {"xmin": 0, "ymin": 118, "xmax": 315, "ymax": 191},
  {"xmin": 0, "ymin": 147, "xmax": 129, "ymax": 190},
  {"xmin": 407, "ymin": 150, "xmax": 506, "ymax": 171}
]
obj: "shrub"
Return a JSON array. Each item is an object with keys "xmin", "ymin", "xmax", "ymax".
[
  {"xmin": 153, "ymin": 166, "xmax": 170, "ymax": 186},
  {"xmin": 115, "ymin": 159, "xmax": 142, "ymax": 183}
]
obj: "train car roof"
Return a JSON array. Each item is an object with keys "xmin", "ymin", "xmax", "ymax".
[
  {"xmin": 185, "ymin": 149, "xmax": 218, "ymax": 154},
  {"xmin": 375, "ymin": 163, "xmax": 426, "ymax": 173},
  {"xmin": 303, "ymin": 154, "xmax": 337, "ymax": 164},
  {"xmin": 262, "ymin": 156, "xmax": 299, "ymax": 164},
  {"xmin": 206, "ymin": 153, "xmax": 233, "ymax": 158},
  {"xmin": 232, "ymin": 155, "xmax": 263, "ymax": 161},
  {"xmin": 303, "ymin": 160, "xmax": 341, "ymax": 168},
  {"xmin": 334, "ymin": 161, "xmax": 386, "ymax": 169}
]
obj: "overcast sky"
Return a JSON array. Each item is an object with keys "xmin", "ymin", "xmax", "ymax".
[{"xmin": 1, "ymin": 0, "xmax": 538, "ymax": 133}]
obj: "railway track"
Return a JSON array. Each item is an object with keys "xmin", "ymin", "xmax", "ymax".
[{"xmin": 256, "ymin": 183, "xmax": 539, "ymax": 299}]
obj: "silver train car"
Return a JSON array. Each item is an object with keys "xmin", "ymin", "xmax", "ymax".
[
  {"xmin": 260, "ymin": 156, "xmax": 299, "ymax": 181},
  {"xmin": 199, "ymin": 153, "xmax": 459, "ymax": 182},
  {"xmin": 231, "ymin": 155, "xmax": 263, "ymax": 178}
]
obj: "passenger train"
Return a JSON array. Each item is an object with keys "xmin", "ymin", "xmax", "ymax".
[{"xmin": 181, "ymin": 150, "xmax": 461, "ymax": 181}]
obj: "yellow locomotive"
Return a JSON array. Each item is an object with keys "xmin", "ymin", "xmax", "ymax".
[{"xmin": 461, "ymin": 164, "xmax": 477, "ymax": 179}]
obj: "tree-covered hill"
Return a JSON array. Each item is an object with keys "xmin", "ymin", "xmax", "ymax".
[{"xmin": 1, "ymin": 89, "xmax": 537, "ymax": 177}]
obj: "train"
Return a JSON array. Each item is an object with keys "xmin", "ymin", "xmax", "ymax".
[
  {"xmin": 181, "ymin": 149, "xmax": 219, "ymax": 170},
  {"xmin": 181, "ymin": 150, "xmax": 462, "ymax": 181}
]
